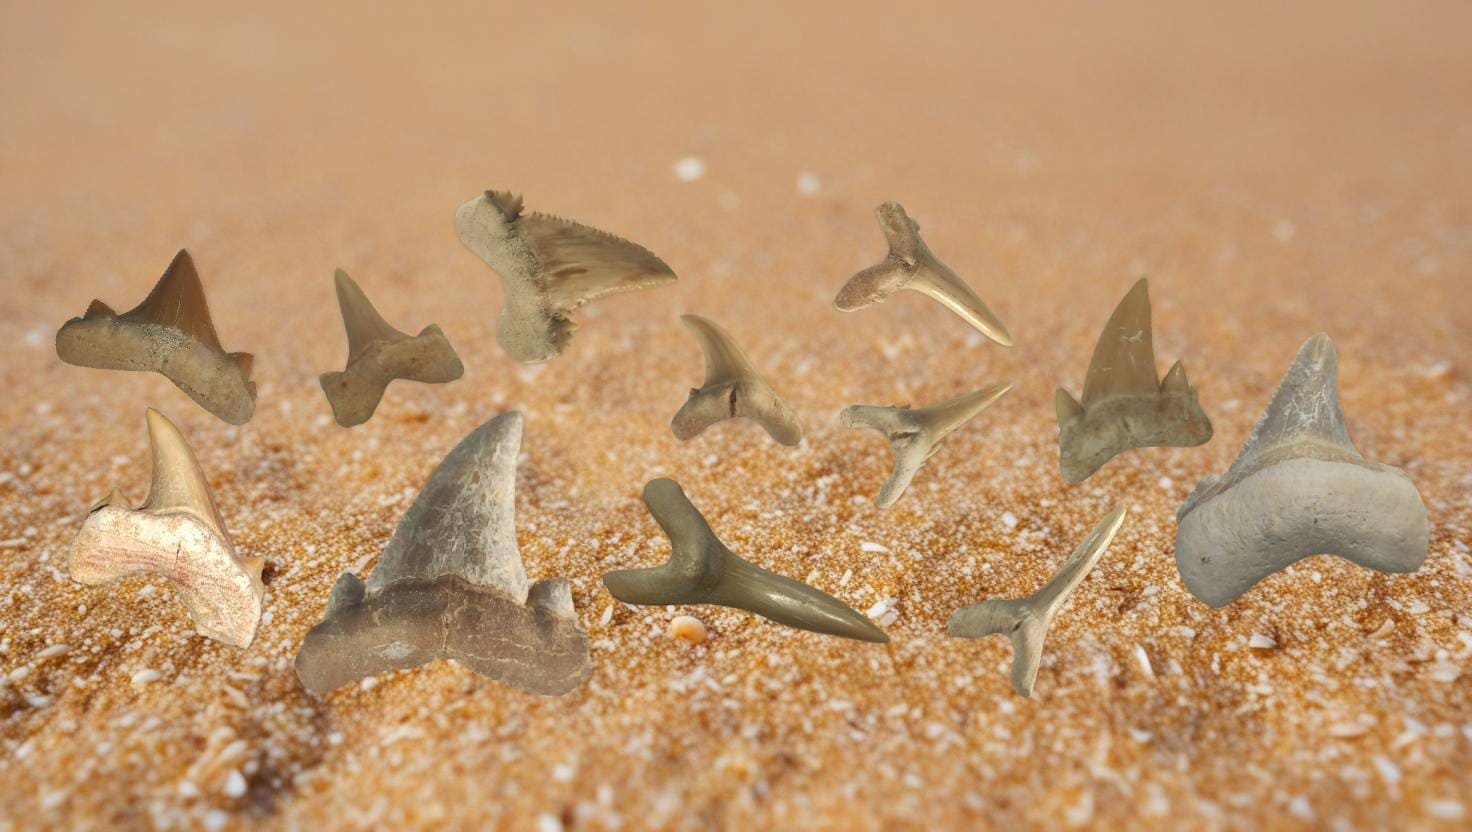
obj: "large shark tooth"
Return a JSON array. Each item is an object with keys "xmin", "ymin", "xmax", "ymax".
[
  {"xmin": 55, "ymin": 250, "xmax": 257, "ymax": 425},
  {"xmin": 454, "ymin": 189, "xmax": 678, "ymax": 364},
  {"xmin": 833, "ymin": 201, "xmax": 1013, "ymax": 346},
  {"xmin": 670, "ymin": 314, "xmax": 803, "ymax": 446},
  {"xmin": 1175, "ymin": 334, "xmax": 1429, "ymax": 606},
  {"xmin": 1055, "ymin": 278, "xmax": 1213, "ymax": 482},
  {"xmin": 318, "ymin": 269, "xmax": 464, "ymax": 427},
  {"xmin": 68, "ymin": 409, "xmax": 265, "ymax": 647},
  {"xmin": 948, "ymin": 505, "xmax": 1126, "ymax": 697},
  {"xmin": 602, "ymin": 479, "xmax": 889, "ymax": 643},
  {"xmin": 841, "ymin": 382, "xmax": 1012, "ymax": 508},
  {"xmin": 294, "ymin": 411, "xmax": 590, "ymax": 696}
]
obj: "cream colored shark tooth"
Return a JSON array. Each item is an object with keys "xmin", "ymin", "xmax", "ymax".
[
  {"xmin": 55, "ymin": 250, "xmax": 257, "ymax": 425},
  {"xmin": 602, "ymin": 479, "xmax": 888, "ymax": 643},
  {"xmin": 294, "ymin": 411, "xmax": 590, "ymax": 696},
  {"xmin": 1055, "ymin": 278, "xmax": 1213, "ymax": 482},
  {"xmin": 948, "ymin": 505, "xmax": 1126, "ymax": 697},
  {"xmin": 454, "ymin": 189, "xmax": 678, "ymax": 364},
  {"xmin": 68, "ymin": 409, "xmax": 265, "ymax": 648},
  {"xmin": 1175, "ymin": 334, "xmax": 1429, "ymax": 606},
  {"xmin": 842, "ymin": 382, "xmax": 1012, "ymax": 508},
  {"xmin": 833, "ymin": 201, "xmax": 1013, "ymax": 346},
  {"xmin": 670, "ymin": 314, "xmax": 803, "ymax": 446},
  {"xmin": 318, "ymin": 269, "xmax": 464, "ymax": 427}
]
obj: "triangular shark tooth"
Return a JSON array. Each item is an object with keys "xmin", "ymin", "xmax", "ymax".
[
  {"xmin": 295, "ymin": 411, "xmax": 590, "ymax": 696},
  {"xmin": 54, "ymin": 250, "xmax": 257, "ymax": 424},
  {"xmin": 670, "ymin": 314, "xmax": 803, "ymax": 446},
  {"xmin": 602, "ymin": 479, "xmax": 889, "ymax": 643},
  {"xmin": 948, "ymin": 505, "xmax": 1126, "ymax": 697},
  {"xmin": 1055, "ymin": 278, "xmax": 1213, "ymax": 483},
  {"xmin": 1175, "ymin": 334, "xmax": 1429, "ymax": 606},
  {"xmin": 67, "ymin": 409, "xmax": 264, "ymax": 647},
  {"xmin": 318, "ymin": 269, "xmax": 465, "ymax": 427},
  {"xmin": 842, "ymin": 382, "xmax": 1012, "ymax": 508},
  {"xmin": 833, "ymin": 201, "xmax": 1013, "ymax": 346},
  {"xmin": 454, "ymin": 189, "xmax": 678, "ymax": 364}
]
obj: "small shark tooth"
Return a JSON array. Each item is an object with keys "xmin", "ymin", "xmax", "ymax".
[
  {"xmin": 1175, "ymin": 334, "xmax": 1429, "ymax": 606},
  {"xmin": 55, "ymin": 250, "xmax": 257, "ymax": 424},
  {"xmin": 68, "ymin": 409, "xmax": 264, "ymax": 647},
  {"xmin": 318, "ymin": 269, "xmax": 464, "ymax": 427},
  {"xmin": 670, "ymin": 314, "xmax": 803, "ymax": 446},
  {"xmin": 842, "ymin": 382, "xmax": 1012, "ymax": 508},
  {"xmin": 1055, "ymin": 278, "xmax": 1213, "ymax": 482},
  {"xmin": 454, "ymin": 189, "xmax": 678, "ymax": 364},
  {"xmin": 948, "ymin": 505, "xmax": 1126, "ymax": 697},
  {"xmin": 833, "ymin": 201, "xmax": 1013, "ymax": 346},
  {"xmin": 602, "ymin": 479, "xmax": 889, "ymax": 643},
  {"xmin": 294, "ymin": 411, "xmax": 590, "ymax": 696}
]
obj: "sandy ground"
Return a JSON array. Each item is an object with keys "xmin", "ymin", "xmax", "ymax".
[{"xmin": 1, "ymin": 1, "xmax": 1470, "ymax": 829}]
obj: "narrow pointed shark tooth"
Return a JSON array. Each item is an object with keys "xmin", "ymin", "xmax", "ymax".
[
  {"xmin": 602, "ymin": 479, "xmax": 889, "ymax": 643},
  {"xmin": 55, "ymin": 250, "xmax": 257, "ymax": 424},
  {"xmin": 318, "ymin": 269, "xmax": 464, "ymax": 427},
  {"xmin": 294, "ymin": 411, "xmax": 590, "ymax": 696},
  {"xmin": 67, "ymin": 409, "xmax": 264, "ymax": 647},
  {"xmin": 1175, "ymin": 334, "xmax": 1429, "ymax": 606},
  {"xmin": 833, "ymin": 201, "xmax": 1013, "ymax": 346},
  {"xmin": 948, "ymin": 505, "xmax": 1126, "ymax": 697},
  {"xmin": 842, "ymin": 382, "xmax": 1012, "ymax": 508},
  {"xmin": 670, "ymin": 314, "xmax": 803, "ymax": 446},
  {"xmin": 454, "ymin": 189, "xmax": 678, "ymax": 364}
]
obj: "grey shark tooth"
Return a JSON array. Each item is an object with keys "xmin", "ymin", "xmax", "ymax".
[
  {"xmin": 1175, "ymin": 333, "xmax": 1429, "ymax": 607},
  {"xmin": 670, "ymin": 314, "xmax": 803, "ymax": 446},
  {"xmin": 948, "ymin": 505, "xmax": 1126, "ymax": 698},
  {"xmin": 602, "ymin": 479, "xmax": 889, "ymax": 643},
  {"xmin": 842, "ymin": 382, "xmax": 1012, "ymax": 508},
  {"xmin": 833, "ymin": 201, "xmax": 1013, "ymax": 346},
  {"xmin": 55, "ymin": 250, "xmax": 257, "ymax": 424},
  {"xmin": 454, "ymin": 189, "xmax": 678, "ymax": 364},
  {"xmin": 294, "ymin": 411, "xmax": 590, "ymax": 696},
  {"xmin": 68, "ymin": 409, "xmax": 265, "ymax": 648},
  {"xmin": 318, "ymin": 269, "xmax": 464, "ymax": 427}
]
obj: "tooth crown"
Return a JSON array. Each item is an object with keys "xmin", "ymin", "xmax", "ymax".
[{"xmin": 670, "ymin": 314, "xmax": 804, "ymax": 446}]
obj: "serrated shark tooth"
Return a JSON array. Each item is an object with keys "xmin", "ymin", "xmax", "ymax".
[
  {"xmin": 602, "ymin": 479, "xmax": 889, "ymax": 643},
  {"xmin": 948, "ymin": 505, "xmax": 1126, "ymax": 697},
  {"xmin": 55, "ymin": 250, "xmax": 257, "ymax": 425},
  {"xmin": 670, "ymin": 314, "xmax": 803, "ymax": 446},
  {"xmin": 1175, "ymin": 333, "xmax": 1429, "ymax": 606},
  {"xmin": 68, "ymin": 409, "xmax": 264, "ymax": 647}
]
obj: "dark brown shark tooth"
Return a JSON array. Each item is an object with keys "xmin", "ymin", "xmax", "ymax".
[{"xmin": 670, "ymin": 314, "xmax": 803, "ymax": 446}]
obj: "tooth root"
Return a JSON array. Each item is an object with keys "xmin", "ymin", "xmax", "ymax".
[
  {"xmin": 84, "ymin": 300, "xmax": 116, "ymax": 319},
  {"xmin": 1081, "ymin": 278, "xmax": 1159, "ymax": 406},
  {"xmin": 1055, "ymin": 388, "xmax": 1084, "ymax": 426},
  {"xmin": 142, "ymin": 409, "xmax": 231, "ymax": 543},
  {"xmin": 670, "ymin": 314, "xmax": 803, "ymax": 445}
]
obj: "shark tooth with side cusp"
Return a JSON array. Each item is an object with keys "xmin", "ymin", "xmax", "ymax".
[
  {"xmin": 948, "ymin": 505, "xmax": 1126, "ymax": 697},
  {"xmin": 68, "ymin": 409, "xmax": 265, "ymax": 647},
  {"xmin": 318, "ymin": 269, "xmax": 464, "ymax": 427},
  {"xmin": 55, "ymin": 250, "xmax": 257, "ymax": 424},
  {"xmin": 833, "ymin": 201, "xmax": 1013, "ymax": 346},
  {"xmin": 294, "ymin": 411, "xmax": 590, "ymax": 696},
  {"xmin": 670, "ymin": 314, "xmax": 803, "ymax": 446},
  {"xmin": 602, "ymin": 479, "xmax": 888, "ymax": 643},
  {"xmin": 1174, "ymin": 334, "xmax": 1429, "ymax": 607},
  {"xmin": 842, "ymin": 382, "xmax": 1012, "ymax": 508},
  {"xmin": 454, "ymin": 189, "xmax": 677, "ymax": 364}
]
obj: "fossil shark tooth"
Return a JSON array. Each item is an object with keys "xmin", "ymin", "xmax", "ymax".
[
  {"xmin": 454, "ymin": 189, "xmax": 678, "ymax": 364},
  {"xmin": 55, "ymin": 250, "xmax": 257, "ymax": 425},
  {"xmin": 1175, "ymin": 333, "xmax": 1429, "ymax": 606},
  {"xmin": 670, "ymin": 314, "xmax": 803, "ymax": 446},
  {"xmin": 294, "ymin": 411, "xmax": 590, "ymax": 696},
  {"xmin": 68, "ymin": 409, "xmax": 265, "ymax": 647},
  {"xmin": 602, "ymin": 479, "xmax": 888, "ymax": 643},
  {"xmin": 948, "ymin": 505, "xmax": 1126, "ymax": 697},
  {"xmin": 841, "ymin": 382, "xmax": 1012, "ymax": 508},
  {"xmin": 833, "ymin": 201, "xmax": 1013, "ymax": 346},
  {"xmin": 318, "ymin": 269, "xmax": 464, "ymax": 427}
]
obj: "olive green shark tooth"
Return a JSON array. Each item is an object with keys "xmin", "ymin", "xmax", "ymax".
[{"xmin": 670, "ymin": 314, "xmax": 803, "ymax": 446}]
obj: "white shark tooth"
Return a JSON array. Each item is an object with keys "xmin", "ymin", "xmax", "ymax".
[
  {"xmin": 833, "ymin": 201, "xmax": 1013, "ymax": 346},
  {"xmin": 68, "ymin": 409, "xmax": 264, "ymax": 648},
  {"xmin": 454, "ymin": 189, "xmax": 678, "ymax": 364},
  {"xmin": 1175, "ymin": 333, "xmax": 1429, "ymax": 606},
  {"xmin": 948, "ymin": 505, "xmax": 1126, "ymax": 697},
  {"xmin": 670, "ymin": 314, "xmax": 803, "ymax": 446},
  {"xmin": 842, "ymin": 382, "xmax": 1012, "ymax": 508},
  {"xmin": 55, "ymin": 250, "xmax": 257, "ymax": 425}
]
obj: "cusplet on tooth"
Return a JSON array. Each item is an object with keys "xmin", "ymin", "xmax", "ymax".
[{"xmin": 670, "ymin": 314, "xmax": 803, "ymax": 446}]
